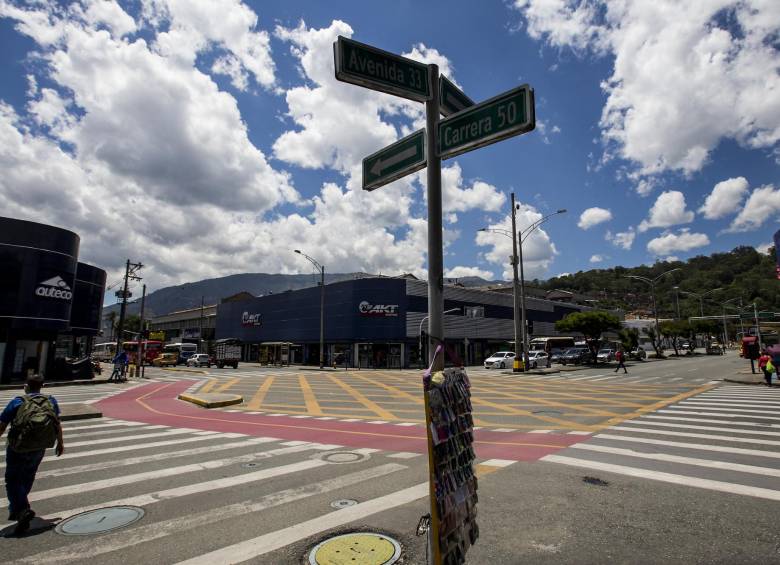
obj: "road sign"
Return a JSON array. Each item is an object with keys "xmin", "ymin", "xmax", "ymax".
[
  {"xmin": 438, "ymin": 84, "xmax": 535, "ymax": 160},
  {"xmin": 439, "ymin": 75, "xmax": 474, "ymax": 117},
  {"xmin": 334, "ymin": 36, "xmax": 431, "ymax": 102},
  {"xmin": 363, "ymin": 129, "xmax": 426, "ymax": 191}
]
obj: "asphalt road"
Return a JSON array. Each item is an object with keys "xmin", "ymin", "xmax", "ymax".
[{"xmin": 3, "ymin": 352, "xmax": 779, "ymax": 564}]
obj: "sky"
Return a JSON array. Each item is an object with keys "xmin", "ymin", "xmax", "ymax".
[{"xmin": 0, "ymin": 0, "xmax": 778, "ymax": 302}]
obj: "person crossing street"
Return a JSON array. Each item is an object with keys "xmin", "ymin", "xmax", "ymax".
[
  {"xmin": 614, "ymin": 348, "xmax": 628, "ymax": 374},
  {"xmin": 0, "ymin": 374, "xmax": 64, "ymax": 535}
]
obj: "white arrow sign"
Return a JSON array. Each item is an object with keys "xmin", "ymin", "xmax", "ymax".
[{"xmin": 370, "ymin": 145, "xmax": 418, "ymax": 176}]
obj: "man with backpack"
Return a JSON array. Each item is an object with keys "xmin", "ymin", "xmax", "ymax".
[{"xmin": 0, "ymin": 374, "xmax": 64, "ymax": 535}]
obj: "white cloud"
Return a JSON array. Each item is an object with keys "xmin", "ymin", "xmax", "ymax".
[
  {"xmin": 756, "ymin": 242, "xmax": 773, "ymax": 255},
  {"xmin": 475, "ymin": 203, "xmax": 558, "ymax": 279},
  {"xmin": 433, "ymin": 163, "xmax": 507, "ymax": 214},
  {"xmin": 605, "ymin": 228, "xmax": 636, "ymax": 250},
  {"xmin": 728, "ymin": 184, "xmax": 780, "ymax": 232},
  {"xmin": 513, "ymin": 1, "xmax": 780, "ymax": 176},
  {"xmin": 444, "ymin": 266, "xmax": 495, "ymax": 280},
  {"xmin": 646, "ymin": 229, "xmax": 709, "ymax": 256},
  {"xmin": 578, "ymin": 207, "xmax": 612, "ymax": 229},
  {"xmin": 589, "ymin": 254, "xmax": 606, "ymax": 263},
  {"xmin": 638, "ymin": 191, "xmax": 694, "ymax": 232},
  {"xmin": 699, "ymin": 177, "xmax": 749, "ymax": 219}
]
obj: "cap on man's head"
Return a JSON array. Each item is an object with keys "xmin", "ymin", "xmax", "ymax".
[{"xmin": 26, "ymin": 374, "xmax": 45, "ymax": 392}]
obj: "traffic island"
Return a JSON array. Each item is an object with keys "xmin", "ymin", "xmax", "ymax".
[
  {"xmin": 60, "ymin": 403, "xmax": 103, "ymax": 421},
  {"xmin": 177, "ymin": 393, "xmax": 243, "ymax": 409},
  {"xmin": 725, "ymin": 372, "xmax": 767, "ymax": 385}
]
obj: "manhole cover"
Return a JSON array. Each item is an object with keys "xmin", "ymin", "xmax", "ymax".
[
  {"xmin": 308, "ymin": 532, "xmax": 401, "ymax": 565},
  {"xmin": 55, "ymin": 506, "xmax": 145, "ymax": 536},
  {"xmin": 314, "ymin": 451, "xmax": 371, "ymax": 464},
  {"xmin": 330, "ymin": 499, "xmax": 358, "ymax": 509},
  {"xmin": 242, "ymin": 462, "xmax": 260, "ymax": 468}
]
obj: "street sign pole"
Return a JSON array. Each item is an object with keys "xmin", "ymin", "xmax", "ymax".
[{"xmin": 423, "ymin": 63, "xmax": 443, "ymax": 565}]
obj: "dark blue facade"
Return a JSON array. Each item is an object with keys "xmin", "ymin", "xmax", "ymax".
[{"xmin": 216, "ymin": 278, "xmax": 408, "ymax": 343}]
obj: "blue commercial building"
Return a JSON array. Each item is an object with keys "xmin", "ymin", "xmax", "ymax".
[{"xmin": 216, "ymin": 276, "xmax": 593, "ymax": 368}]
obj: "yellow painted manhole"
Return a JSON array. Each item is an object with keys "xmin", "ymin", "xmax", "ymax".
[{"xmin": 308, "ymin": 532, "xmax": 401, "ymax": 565}]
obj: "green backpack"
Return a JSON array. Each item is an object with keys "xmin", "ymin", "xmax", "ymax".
[{"xmin": 8, "ymin": 395, "xmax": 58, "ymax": 453}]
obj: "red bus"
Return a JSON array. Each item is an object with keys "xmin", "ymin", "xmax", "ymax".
[{"xmin": 123, "ymin": 340, "xmax": 163, "ymax": 364}]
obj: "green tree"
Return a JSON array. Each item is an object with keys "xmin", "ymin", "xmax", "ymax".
[
  {"xmin": 659, "ymin": 320, "xmax": 689, "ymax": 356},
  {"xmin": 618, "ymin": 327, "xmax": 640, "ymax": 351},
  {"xmin": 643, "ymin": 326, "xmax": 663, "ymax": 358},
  {"xmin": 555, "ymin": 311, "xmax": 622, "ymax": 362}
]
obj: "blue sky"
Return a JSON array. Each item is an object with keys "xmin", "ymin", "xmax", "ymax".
[{"xmin": 0, "ymin": 1, "xmax": 778, "ymax": 298}]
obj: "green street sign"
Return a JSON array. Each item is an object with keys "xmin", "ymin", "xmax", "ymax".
[
  {"xmin": 438, "ymin": 84, "xmax": 535, "ymax": 160},
  {"xmin": 363, "ymin": 129, "xmax": 426, "ymax": 191},
  {"xmin": 334, "ymin": 36, "xmax": 431, "ymax": 102},
  {"xmin": 439, "ymin": 75, "xmax": 474, "ymax": 117}
]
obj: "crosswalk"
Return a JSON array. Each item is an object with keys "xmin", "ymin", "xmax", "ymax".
[
  {"xmin": 542, "ymin": 385, "xmax": 780, "ymax": 501},
  {"xmin": 1, "ymin": 414, "xmax": 507, "ymax": 563},
  {"xmin": 505, "ymin": 371, "xmax": 718, "ymax": 385},
  {"xmin": 0, "ymin": 382, "xmax": 144, "ymax": 407}
]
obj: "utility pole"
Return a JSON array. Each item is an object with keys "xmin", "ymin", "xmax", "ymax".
[
  {"xmin": 754, "ymin": 302, "xmax": 762, "ymax": 350},
  {"xmin": 115, "ymin": 260, "xmax": 143, "ymax": 355},
  {"xmin": 673, "ymin": 286, "xmax": 681, "ymax": 319},
  {"xmin": 509, "ymin": 193, "xmax": 522, "ymax": 372},
  {"xmin": 319, "ymin": 265, "xmax": 325, "ymax": 368},
  {"xmin": 138, "ymin": 284, "xmax": 146, "ymax": 379},
  {"xmin": 199, "ymin": 296, "xmax": 205, "ymax": 354}
]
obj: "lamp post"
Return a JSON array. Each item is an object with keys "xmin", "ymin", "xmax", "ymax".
[
  {"xmin": 679, "ymin": 287, "xmax": 723, "ymax": 318},
  {"xmin": 418, "ymin": 308, "xmax": 461, "ymax": 366},
  {"xmin": 294, "ymin": 250, "xmax": 325, "ymax": 368},
  {"xmin": 481, "ymin": 207, "xmax": 566, "ymax": 372},
  {"xmin": 624, "ymin": 268, "xmax": 681, "ymax": 339},
  {"xmin": 672, "ymin": 286, "xmax": 681, "ymax": 319},
  {"xmin": 719, "ymin": 296, "xmax": 742, "ymax": 348}
]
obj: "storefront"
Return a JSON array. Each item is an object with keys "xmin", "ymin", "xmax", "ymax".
[
  {"xmin": 216, "ymin": 276, "xmax": 600, "ymax": 368},
  {"xmin": 0, "ymin": 217, "xmax": 106, "ymax": 383}
]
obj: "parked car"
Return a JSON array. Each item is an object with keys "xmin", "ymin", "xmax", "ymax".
[
  {"xmin": 629, "ymin": 347, "xmax": 647, "ymax": 360},
  {"xmin": 596, "ymin": 348, "xmax": 615, "ymax": 363},
  {"xmin": 484, "ymin": 351, "xmax": 515, "ymax": 369},
  {"xmin": 186, "ymin": 353, "xmax": 211, "ymax": 368},
  {"xmin": 152, "ymin": 352, "xmax": 178, "ymax": 367},
  {"xmin": 549, "ymin": 348, "xmax": 566, "ymax": 363},
  {"xmin": 526, "ymin": 351, "xmax": 548, "ymax": 369},
  {"xmin": 561, "ymin": 348, "xmax": 591, "ymax": 365},
  {"xmin": 706, "ymin": 342, "xmax": 724, "ymax": 355}
]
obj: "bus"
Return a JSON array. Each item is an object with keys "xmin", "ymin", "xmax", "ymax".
[
  {"xmin": 92, "ymin": 342, "xmax": 116, "ymax": 362},
  {"xmin": 123, "ymin": 340, "xmax": 163, "ymax": 365},
  {"xmin": 163, "ymin": 342, "xmax": 198, "ymax": 365},
  {"xmin": 529, "ymin": 336, "xmax": 576, "ymax": 354}
]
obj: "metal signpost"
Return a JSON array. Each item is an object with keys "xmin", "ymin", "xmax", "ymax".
[{"xmin": 334, "ymin": 35, "xmax": 535, "ymax": 565}]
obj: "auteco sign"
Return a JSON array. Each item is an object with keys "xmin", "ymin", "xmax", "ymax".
[
  {"xmin": 35, "ymin": 276, "xmax": 73, "ymax": 300},
  {"xmin": 358, "ymin": 301, "xmax": 399, "ymax": 317}
]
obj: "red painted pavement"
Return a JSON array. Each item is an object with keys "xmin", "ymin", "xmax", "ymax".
[{"xmin": 97, "ymin": 381, "xmax": 586, "ymax": 462}]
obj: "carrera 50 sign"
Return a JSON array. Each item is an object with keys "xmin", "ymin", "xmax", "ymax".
[
  {"xmin": 359, "ymin": 301, "xmax": 399, "ymax": 317},
  {"xmin": 242, "ymin": 312, "xmax": 262, "ymax": 327}
]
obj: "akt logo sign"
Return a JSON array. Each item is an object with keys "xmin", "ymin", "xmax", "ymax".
[
  {"xmin": 358, "ymin": 301, "xmax": 399, "ymax": 317},
  {"xmin": 35, "ymin": 276, "xmax": 73, "ymax": 300},
  {"xmin": 241, "ymin": 312, "xmax": 262, "ymax": 327}
]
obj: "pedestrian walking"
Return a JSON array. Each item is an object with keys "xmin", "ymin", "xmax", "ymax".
[
  {"xmin": 758, "ymin": 350, "xmax": 773, "ymax": 386},
  {"xmin": 614, "ymin": 349, "xmax": 628, "ymax": 374},
  {"xmin": 0, "ymin": 374, "xmax": 64, "ymax": 535}
]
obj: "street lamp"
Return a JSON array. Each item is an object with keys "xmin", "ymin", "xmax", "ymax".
[
  {"xmin": 481, "ymin": 206, "xmax": 567, "ymax": 372},
  {"xmin": 624, "ymin": 268, "xmax": 681, "ymax": 339},
  {"xmin": 720, "ymin": 296, "xmax": 743, "ymax": 347},
  {"xmin": 419, "ymin": 308, "xmax": 461, "ymax": 365},
  {"xmin": 678, "ymin": 287, "xmax": 723, "ymax": 318},
  {"xmin": 294, "ymin": 250, "xmax": 325, "ymax": 369}
]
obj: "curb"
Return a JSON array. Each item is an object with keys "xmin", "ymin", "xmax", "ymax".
[
  {"xmin": 60, "ymin": 403, "xmax": 103, "ymax": 421},
  {"xmin": 163, "ymin": 368, "xmax": 207, "ymax": 375},
  {"xmin": 0, "ymin": 378, "xmax": 111, "ymax": 391},
  {"xmin": 178, "ymin": 393, "xmax": 243, "ymax": 409},
  {"xmin": 724, "ymin": 378, "xmax": 774, "ymax": 386}
]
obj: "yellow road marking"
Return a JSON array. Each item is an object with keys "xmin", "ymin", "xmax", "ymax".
[
  {"xmin": 328, "ymin": 374, "xmax": 397, "ymax": 420},
  {"xmin": 214, "ymin": 377, "xmax": 240, "ymax": 393},
  {"xmin": 470, "ymin": 385, "xmax": 620, "ymax": 419},
  {"xmin": 245, "ymin": 376, "xmax": 275, "ymax": 410},
  {"xmin": 298, "ymin": 375, "xmax": 323, "ymax": 416},
  {"xmin": 198, "ymin": 378, "xmax": 218, "ymax": 394},
  {"xmin": 470, "ymin": 396, "xmax": 592, "ymax": 431}
]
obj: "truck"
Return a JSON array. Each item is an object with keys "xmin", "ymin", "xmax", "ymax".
[{"xmin": 214, "ymin": 338, "xmax": 240, "ymax": 369}]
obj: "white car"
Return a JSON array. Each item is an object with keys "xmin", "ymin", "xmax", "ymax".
[
  {"xmin": 186, "ymin": 353, "xmax": 211, "ymax": 368},
  {"xmin": 526, "ymin": 351, "xmax": 548, "ymax": 369},
  {"xmin": 596, "ymin": 348, "xmax": 615, "ymax": 363},
  {"xmin": 484, "ymin": 351, "xmax": 515, "ymax": 369}
]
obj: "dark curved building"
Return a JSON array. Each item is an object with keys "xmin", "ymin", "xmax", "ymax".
[{"xmin": 0, "ymin": 217, "xmax": 106, "ymax": 383}]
